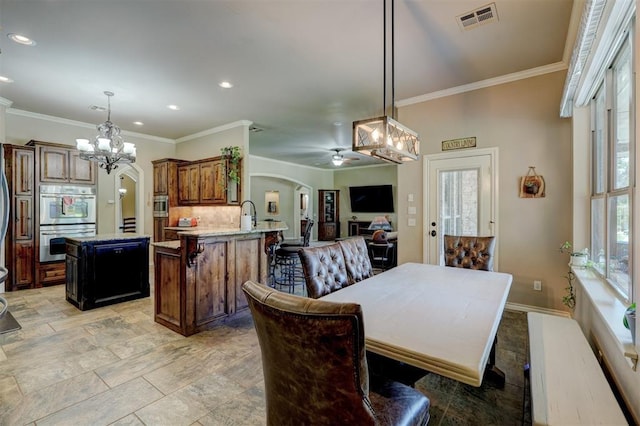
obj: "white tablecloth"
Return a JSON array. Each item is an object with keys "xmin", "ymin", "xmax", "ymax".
[{"xmin": 321, "ymin": 262, "xmax": 512, "ymax": 386}]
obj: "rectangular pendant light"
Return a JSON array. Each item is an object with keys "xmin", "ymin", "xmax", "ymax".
[{"xmin": 353, "ymin": 115, "xmax": 419, "ymax": 164}]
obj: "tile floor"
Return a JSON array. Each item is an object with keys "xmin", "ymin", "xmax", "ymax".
[{"xmin": 0, "ymin": 283, "xmax": 531, "ymax": 426}]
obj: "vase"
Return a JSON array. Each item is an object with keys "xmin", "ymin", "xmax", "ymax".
[{"xmin": 570, "ymin": 253, "xmax": 587, "ymax": 267}]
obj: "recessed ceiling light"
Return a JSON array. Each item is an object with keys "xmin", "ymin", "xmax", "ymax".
[
  {"xmin": 0, "ymin": 75, "xmax": 14, "ymax": 83},
  {"xmin": 8, "ymin": 33, "xmax": 36, "ymax": 46},
  {"xmin": 133, "ymin": 121, "xmax": 144, "ymax": 126},
  {"xmin": 219, "ymin": 81, "xmax": 233, "ymax": 89},
  {"xmin": 167, "ymin": 104, "xmax": 180, "ymax": 111}
]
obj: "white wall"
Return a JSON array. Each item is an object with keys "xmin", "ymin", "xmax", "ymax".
[{"xmin": 397, "ymin": 71, "xmax": 573, "ymax": 311}]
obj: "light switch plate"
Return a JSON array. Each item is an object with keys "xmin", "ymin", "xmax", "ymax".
[
  {"xmin": 408, "ymin": 218, "xmax": 416, "ymax": 227},
  {"xmin": 408, "ymin": 206, "xmax": 417, "ymax": 215},
  {"xmin": 408, "ymin": 193, "xmax": 414, "ymax": 202}
]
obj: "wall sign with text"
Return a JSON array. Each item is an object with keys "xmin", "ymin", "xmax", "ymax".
[{"xmin": 442, "ymin": 137, "xmax": 476, "ymax": 151}]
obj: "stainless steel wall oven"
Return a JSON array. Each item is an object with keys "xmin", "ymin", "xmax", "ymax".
[{"xmin": 39, "ymin": 185, "xmax": 97, "ymax": 262}]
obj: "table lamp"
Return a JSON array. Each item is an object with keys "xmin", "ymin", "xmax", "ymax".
[{"xmin": 368, "ymin": 216, "xmax": 392, "ymax": 231}]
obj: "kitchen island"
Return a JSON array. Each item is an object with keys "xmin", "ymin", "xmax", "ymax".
[
  {"xmin": 65, "ymin": 234, "xmax": 150, "ymax": 311},
  {"xmin": 153, "ymin": 221, "xmax": 286, "ymax": 336}
]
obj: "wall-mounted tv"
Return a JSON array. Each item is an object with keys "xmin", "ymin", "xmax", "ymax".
[{"xmin": 349, "ymin": 185, "xmax": 394, "ymax": 213}]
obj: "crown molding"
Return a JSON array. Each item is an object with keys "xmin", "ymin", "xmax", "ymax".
[
  {"xmin": 6, "ymin": 108, "xmax": 175, "ymax": 144},
  {"xmin": 176, "ymin": 120, "xmax": 253, "ymax": 143},
  {"xmin": 397, "ymin": 62, "xmax": 568, "ymax": 107}
]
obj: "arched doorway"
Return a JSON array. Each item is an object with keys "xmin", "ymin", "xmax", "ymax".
[{"xmin": 114, "ymin": 164, "xmax": 145, "ymax": 234}]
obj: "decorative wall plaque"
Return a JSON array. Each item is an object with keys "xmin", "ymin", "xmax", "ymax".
[
  {"xmin": 441, "ymin": 137, "xmax": 476, "ymax": 151},
  {"xmin": 519, "ymin": 166, "xmax": 545, "ymax": 198}
]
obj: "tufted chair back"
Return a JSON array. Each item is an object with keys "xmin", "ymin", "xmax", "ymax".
[
  {"xmin": 242, "ymin": 280, "xmax": 431, "ymax": 426},
  {"xmin": 298, "ymin": 244, "xmax": 350, "ymax": 298},
  {"xmin": 444, "ymin": 235, "xmax": 496, "ymax": 271},
  {"xmin": 338, "ymin": 237, "xmax": 374, "ymax": 284}
]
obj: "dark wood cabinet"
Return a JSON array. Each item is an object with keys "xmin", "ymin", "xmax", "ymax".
[
  {"xmin": 154, "ymin": 232, "xmax": 268, "ymax": 336},
  {"xmin": 65, "ymin": 236, "xmax": 150, "ymax": 311},
  {"xmin": 318, "ymin": 189, "xmax": 339, "ymax": 241},
  {"xmin": 178, "ymin": 163, "xmax": 200, "ymax": 204},
  {"xmin": 152, "ymin": 159, "xmax": 184, "ymax": 242},
  {"xmin": 3, "ymin": 145, "xmax": 35, "ymax": 291},
  {"xmin": 31, "ymin": 142, "xmax": 96, "ymax": 185},
  {"xmin": 177, "ymin": 158, "xmax": 229, "ymax": 205}
]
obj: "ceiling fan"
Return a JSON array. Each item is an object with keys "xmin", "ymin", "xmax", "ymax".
[{"xmin": 331, "ymin": 148, "xmax": 360, "ymax": 167}]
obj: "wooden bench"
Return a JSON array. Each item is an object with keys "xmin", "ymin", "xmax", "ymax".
[{"xmin": 527, "ymin": 312, "xmax": 627, "ymax": 425}]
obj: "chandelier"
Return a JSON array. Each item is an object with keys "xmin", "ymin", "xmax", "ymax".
[
  {"xmin": 352, "ymin": 0, "xmax": 420, "ymax": 164},
  {"xmin": 76, "ymin": 91, "xmax": 136, "ymax": 174}
]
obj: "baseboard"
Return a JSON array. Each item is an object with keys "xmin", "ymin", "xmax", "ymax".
[{"xmin": 505, "ymin": 302, "xmax": 571, "ymax": 318}]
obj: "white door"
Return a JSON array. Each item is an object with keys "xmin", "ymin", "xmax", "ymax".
[{"xmin": 423, "ymin": 147, "xmax": 498, "ymax": 267}]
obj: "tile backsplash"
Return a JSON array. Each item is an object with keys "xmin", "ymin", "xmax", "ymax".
[{"xmin": 169, "ymin": 206, "xmax": 241, "ymax": 228}]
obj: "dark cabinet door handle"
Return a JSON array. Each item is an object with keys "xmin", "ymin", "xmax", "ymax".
[{"xmin": 431, "ymin": 230, "xmax": 436, "ymax": 237}]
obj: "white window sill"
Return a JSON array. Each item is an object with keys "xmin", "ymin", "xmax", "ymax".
[{"xmin": 573, "ymin": 267, "xmax": 638, "ymax": 370}]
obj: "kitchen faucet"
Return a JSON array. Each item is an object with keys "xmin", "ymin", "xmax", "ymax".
[{"xmin": 240, "ymin": 200, "xmax": 257, "ymax": 227}]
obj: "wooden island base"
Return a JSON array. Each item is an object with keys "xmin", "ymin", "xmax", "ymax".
[{"xmin": 153, "ymin": 224, "xmax": 285, "ymax": 336}]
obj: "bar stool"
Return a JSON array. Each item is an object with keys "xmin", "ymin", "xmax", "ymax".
[
  {"xmin": 273, "ymin": 220, "xmax": 313, "ymax": 295},
  {"xmin": 368, "ymin": 241, "xmax": 395, "ymax": 272},
  {"xmin": 273, "ymin": 246, "xmax": 304, "ymax": 294}
]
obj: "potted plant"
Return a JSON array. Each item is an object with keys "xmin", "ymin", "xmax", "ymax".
[
  {"xmin": 221, "ymin": 146, "xmax": 241, "ymax": 184},
  {"xmin": 560, "ymin": 241, "xmax": 589, "ymax": 267},
  {"xmin": 623, "ymin": 302, "xmax": 636, "ymax": 345},
  {"xmin": 558, "ymin": 241, "xmax": 589, "ymax": 310}
]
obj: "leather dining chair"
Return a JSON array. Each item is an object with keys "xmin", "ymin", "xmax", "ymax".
[
  {"xmin": 297, "ymin": 243, "xmax": 350, "ymax": 299},
  {"xmin": 337, "ymin": 236, "xmax": 374, "ymax": 283},
  {"xmin": 242, "ymin": 280, "xmax": 431, "ymax": 426},
  {"xmin": 443, "ymin": 235, "xmax": 496, "ymax": 272},
  {"xmin": 443, "ymin": 234, "xmax": 504, "ymax": 385}
]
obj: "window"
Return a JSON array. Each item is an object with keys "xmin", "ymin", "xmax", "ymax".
[{"xmin": 590, "ymin": 34, "xmax": 634, "ymax": 300}]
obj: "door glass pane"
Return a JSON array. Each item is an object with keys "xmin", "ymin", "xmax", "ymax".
[
  {"xmin": 607, "ymin": 194, "xmax": 630, "ymax": 295},
  {"xmin": 613, "ymin": 43, "xmax": 631, "ymax": 190},
  {"xmin": 439, "ymin": 168, "xmax": 478, "ymax": 253}
]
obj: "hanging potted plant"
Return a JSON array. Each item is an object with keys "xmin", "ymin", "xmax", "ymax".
[
  {"xmin": 558, "ymin": 241, "xmax": 589, "ymax": 309},
  {"xmin": 221, "ymin": 146, "xmax": 241, "ymax": 184}
]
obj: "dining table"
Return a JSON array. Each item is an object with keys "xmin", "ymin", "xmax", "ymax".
[{"xmin": 320, "ymin": 262, "xmax": 513, "ymax": 387}]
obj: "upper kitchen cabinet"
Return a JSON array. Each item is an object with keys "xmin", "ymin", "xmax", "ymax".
[
  {"xmin": 178, "ymin": 162, "xmax": 201, "ymax": 205},
  {"xmin": 177, "ymin": 157, "xmax": 236, "ymax": 205},
  {"xmin": 153, "ymin": 159, "xmax": 184, "ymax": 200},
  {"xmin": 28, "ymin": 140, "xmax": 96, "ymax": 185}
]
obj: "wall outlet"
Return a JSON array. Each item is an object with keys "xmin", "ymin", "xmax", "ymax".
[{"xmin": 533, "ymin": 280, "xmax": 542, "ymax": 291}]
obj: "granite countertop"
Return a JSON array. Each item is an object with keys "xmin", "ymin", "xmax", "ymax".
[{"xmin": 66, "ymin": 233, "xmax": 151, "ymax": 243}]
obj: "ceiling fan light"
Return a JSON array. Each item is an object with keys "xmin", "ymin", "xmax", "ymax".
[{"xmin": 332, "ymin": 156, "xmax": 344, "ymax": 166}]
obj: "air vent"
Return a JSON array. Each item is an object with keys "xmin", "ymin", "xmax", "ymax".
[{"xmin": 457, "ymin": 3, "xmax": 498, "ymax": 31}]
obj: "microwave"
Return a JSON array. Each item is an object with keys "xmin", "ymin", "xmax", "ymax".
[{"xmin": 153, "ymin": 195, "xmax": 169, "ymax": 217}]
